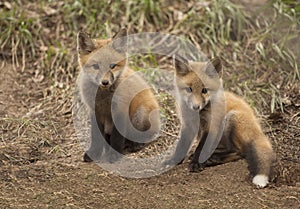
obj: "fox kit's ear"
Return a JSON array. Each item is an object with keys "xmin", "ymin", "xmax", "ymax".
[
  {"xmin": 174, "ymin": 55, "xmax": 190, "ymax": 76},
  {"xmin": 112, "ymin": 28, "xmax": 127, "ymax": 53},
  {"xmin": 205, "ymin": 57, "xmax": 222, "ymax": 78},
  {"xmin": 77, "ymin": 31, "xmax": 96, "ymax": 55}
]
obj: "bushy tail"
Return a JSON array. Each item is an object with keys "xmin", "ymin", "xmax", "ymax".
[{"xmin": 245, "ymin": 135, "xmax": 275, "ymax": 188}]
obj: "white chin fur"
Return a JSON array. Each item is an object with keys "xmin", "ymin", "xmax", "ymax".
[{"xmin": 252, "ymin": 174, "xmax": 269, "ymax": 188}]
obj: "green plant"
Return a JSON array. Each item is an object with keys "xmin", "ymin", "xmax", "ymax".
[{"xmin": 0, "ymin": 4, "xmax": 41, "ymax": 70}]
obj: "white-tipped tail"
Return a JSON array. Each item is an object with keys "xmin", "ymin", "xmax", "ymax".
[{"xmin": 252, "ymin": 174, "xmax": 269, "ymax": 188}]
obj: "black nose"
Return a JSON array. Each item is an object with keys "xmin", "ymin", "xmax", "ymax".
[
  {"xmin": 102, "ymin": 80, "xmax": 109, "ymax": 86},
  {"xmin": 193, "ymin": 104, "xmax": 200, "ymax": 110}
]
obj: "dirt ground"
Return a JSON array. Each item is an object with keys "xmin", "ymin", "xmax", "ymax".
[
  {"xmin": 0, "ymin": 61, "xmax": 299, "ymax": 208},
  {"xmin": 0, "ymin": 0, "xmax": 300, "ymax": 208}
]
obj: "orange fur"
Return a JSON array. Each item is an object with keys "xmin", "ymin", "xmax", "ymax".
[
  {"xmin": 77, "ymin": 30, "xmax": 160, "ymax": 162},
  {"xmin": 173, "ymin": 57, "xmax": 275, "ymax": 188}
]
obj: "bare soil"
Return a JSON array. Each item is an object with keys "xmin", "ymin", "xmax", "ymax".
[
  {"xmin": 0, "ymin": 0, "xmax": 300, "ymax": 207},
  {"xmin": 0, "ymin": 60, "xmax": 299, "ymax": 209}
]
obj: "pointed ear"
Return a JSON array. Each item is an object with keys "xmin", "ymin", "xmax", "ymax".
[
  {"xmin": 205, "ymin": 57, "xmax": 222, "ymax": 78},
  {"xmin": 77, "ymin": 31, "xmax": 96, "ymax": 55},
  {"xmin": 111, "ymin": 28, "xmax": 128, "ymax": 53},
  {"xmin": 174, "ymin": 55, "xmax": 190, "ymax": 76}
]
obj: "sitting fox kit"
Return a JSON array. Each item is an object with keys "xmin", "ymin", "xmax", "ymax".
[
  {"xmin": 172, "ymin": 56, "xmax": 275, "ymax": 188},
  {"xmin": 77, "ymin": 29, "xmax": 160, "ymax": 162}
]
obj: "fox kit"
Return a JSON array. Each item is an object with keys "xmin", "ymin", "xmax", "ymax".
[
  {"xmin": 77, "ymin": 29, "xmax": 160, "ymax": 162},
  {"xmin": 168, "ymin": 56, "xmax": 275, "ymax": 188}
]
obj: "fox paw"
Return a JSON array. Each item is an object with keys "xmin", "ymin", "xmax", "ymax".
[
  {"xmin": 189, "ymin": 161, "xmax": 205, "ymax": 172},
  {"xmin": 83, "ymin": 151, "xmax": 103, "ymax": 162},
  {"xmin": 83, "ymin": 152, "xmax": 93, "ymax": 162}
]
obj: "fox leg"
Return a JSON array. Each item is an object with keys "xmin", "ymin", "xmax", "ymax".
[
  {"xmin": 189, "ymin": 124, "xmax": 231, "ymax": 172},
  {"xmin": 189, "ymin": 131, "xmax": 208, "ymax": 172},
  {"xmin": 105, "ymin": 126, "xmax": 125, "ymax": 163},
  {"xmin": 104, "ymin": 112, "xmax": 127, "ymax": 163},
  {"xmin": 83, "ymin": 113, "xmax": 107, "ymax": 162},
  {"xmin": 189, "ymin": 135, "xmax": 241, "ymax": 171},
  {"xmin": 163, "ymin": 105, "xmax": 200, "ymax": 167},
  {"xmin": 245, "ymin": 137, "xmax": 274, "ymax": 188},
  {"xmin": 205, "ymin": 121, "xmax": 242, "ymax": 166},
  {"xmin": 163, "ymin": 125, "xmax": 197, "ymax": 167},
  {"xmin": 189, "ymin": 111, "xmax": 237, "ymax": 171},
  {"xmin": 205, "ymin": 152, "xmax": 241, "ymax": 166}
]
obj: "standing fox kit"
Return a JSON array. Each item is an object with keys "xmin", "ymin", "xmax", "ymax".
[
  {"xmin": 171, "ymin": 56, "xmax": 275, "ymax": 188},
  {"xmin": 77, "ymin": 29, "xmax": 160, "ymax": 162}
]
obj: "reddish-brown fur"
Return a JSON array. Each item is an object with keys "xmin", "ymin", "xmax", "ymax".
[
  {"xmin": 172, "ymin": 56, "xmax": 275, "ymax": 188},
  {"xmin": 77, "ymin": 29, "xmax": 160, "ymax": 162}
]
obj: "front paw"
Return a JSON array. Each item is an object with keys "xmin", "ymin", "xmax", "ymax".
[
  {"xmin": 83, "ymin": 150, "xmax": 103, "ymax": 162},
  {"xmin": 189, "ymin": 161, "xmax": 205, "ymax": 172},
  {"xmin": 188, "ymin": 153, "xmax": 195, "ymax": 161},
  {"xmin": 83, "ymin": 152, "xmax": 93, "ymax": 162}
]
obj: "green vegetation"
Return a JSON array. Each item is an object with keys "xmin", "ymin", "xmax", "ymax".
[
  {"xmin": 0, "ymin": 0, "xmax": 299, "ymax": 114},
  {"xmin": 0, "ymin": 2, "xmax": 299, "ymax": 206}
]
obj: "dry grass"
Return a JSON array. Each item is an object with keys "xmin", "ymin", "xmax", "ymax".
[{"xmin": 0, "ymin": 0, "xmax": 299, "ymax": 207}]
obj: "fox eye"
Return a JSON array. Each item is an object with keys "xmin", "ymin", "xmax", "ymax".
[
  {"xmin": 92, "ymin": 64, "xmax": 100, "ymax": 70},
  {"xmin": 202, "ymin": 88, "xmax": 208, "ymax": 94},
  {"xmin": 185, "ymin": 87, "xmax": 192, "ymax": 93},
  {"xmin": 109, "ymin": 63, "xmax": 117, "ymax": 69}
]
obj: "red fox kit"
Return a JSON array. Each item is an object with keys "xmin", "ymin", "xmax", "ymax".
[
  {"xmin": 168, "ymin": 56, "xmax": 275, "ymax": 188},
  {"xmin": 77, "ymin": 29, "xmax": 160, "ymax": 162}
]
